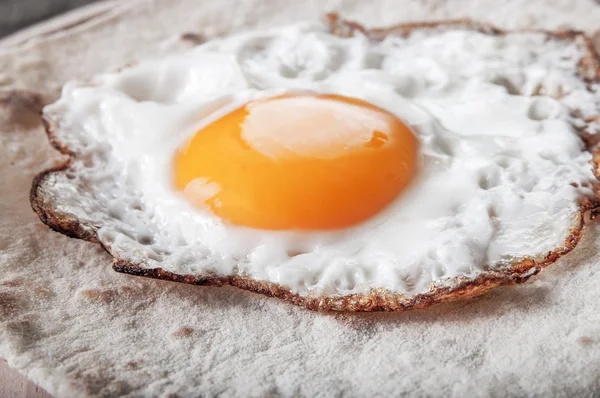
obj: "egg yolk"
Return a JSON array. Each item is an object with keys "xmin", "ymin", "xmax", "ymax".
[{"xmin": 174, "ymin": 93, "xmax": 418, "ymax": 230}]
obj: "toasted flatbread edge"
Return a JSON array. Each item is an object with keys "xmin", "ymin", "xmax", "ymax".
[{"xmin": 30, "ymin": 15, "xmax": 600, "ymax": 311}]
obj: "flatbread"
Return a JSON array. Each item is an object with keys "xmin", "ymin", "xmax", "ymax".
[{"xmin": 2, "ymin": 0, "xmax": 600, "ymax": 396}]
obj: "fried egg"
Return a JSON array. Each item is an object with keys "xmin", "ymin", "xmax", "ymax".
[{"xmin": 41, "ymin": 22, "xmax": 600, "ymax": 299}]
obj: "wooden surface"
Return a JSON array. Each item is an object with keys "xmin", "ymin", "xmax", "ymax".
[{"xmin": 0, "ymin": 359, "xmax": 53, "ymax": 398}]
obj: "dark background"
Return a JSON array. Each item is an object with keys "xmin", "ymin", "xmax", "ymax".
[{"xmin": 0, "ymin": 0, "xmax": 100, "ymax": 37}]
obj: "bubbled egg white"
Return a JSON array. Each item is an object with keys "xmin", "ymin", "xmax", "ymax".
[{"xmin": 43, "ymin": 22, "xmax": 600, "ymax": 296}]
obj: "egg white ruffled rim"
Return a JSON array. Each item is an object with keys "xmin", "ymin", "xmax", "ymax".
[{"xmin": 31, "ymin": 17, "xmax": 600, "ymax": 311}]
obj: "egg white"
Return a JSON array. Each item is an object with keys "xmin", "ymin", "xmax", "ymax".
[{"xmin": 44, "ymin": 23, "xmax": 600, "ymax": 296}]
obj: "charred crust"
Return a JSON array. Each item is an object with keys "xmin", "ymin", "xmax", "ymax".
[
  {"xmin": 30, "ymin": 16, "xmax": 600, "ymax": 311},
  {"xmin": 41, "ymin": 115, "xmax": 74, "ymax": 156},
  {"xmin": 30, "ymin": 165, "xmax": 99, "ymax": 243},
  {"xmin": 324, "ymin": 13, "xmax": 370, "ymax": 37},
  {"xmin": 325, "ymin": 13, "xmax": 505, "ymax": 40},
  {"xmin": 111, "ymin": 252, "xmax": 562, "ymax": 312}
]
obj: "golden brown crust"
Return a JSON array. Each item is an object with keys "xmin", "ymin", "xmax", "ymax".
[
  {"xmin": 325, "ymin": 13, "xmax": 506, "ymax": 39},
  {"xmin": 30, "ymin": 166, "xmax": 100, "ymax": 243},
  {"xmin": 29, "ymin": 15, "xmax": 600, "ymax": 311}
]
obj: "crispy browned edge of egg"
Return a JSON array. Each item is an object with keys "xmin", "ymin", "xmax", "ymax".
[{"xmin": 29, "ymin": 14, "xmax": 600, "ymax": 312}]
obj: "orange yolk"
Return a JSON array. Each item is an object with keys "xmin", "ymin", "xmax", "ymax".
[{"xmin": 174, "ymin": 93, "xmax": 418, "ymax": 230}]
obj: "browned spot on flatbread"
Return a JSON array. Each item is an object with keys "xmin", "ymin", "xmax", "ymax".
[
  {"xmin": 71, "ymin": 369, "xmax": 132, "ymax": 396},
  {"xmin": 0, "ymin": 90, "xmax": 47, "ymax": 129},
  {"xmin": 0, "ymin": 291, "xmax": 20, "ymax": 317},
  {"xmin": 577, "ymin": 336, "xmax": 594, "ymax": 346},
  {"xmin": 181, "ymin": 32, "xmax": 206, "ymax": 45},
  {"xmin": 35, "ymin": 287, "xmax": 54, "ymax": 296},
  {"xmin": 4, "ymin": 319, "xmax": 41, "ymax": 355},
  {"xmin": 172, "ymin": 327, "xmax": 193, "ymax": 337},
  {"xmin": 79, "ymin": 288, "xmax": 114, "ymax": 303},
  {"xmin": 2, "ymin": 279, "xmax": 24, "ymax": 287},
  {"xmin": 78, "ymin": 286, "xmax": 141, "ymax": 303},
  {"xmin": 6, "ymin": 319, "xmax": 32, "ymax": 333},
  {"xmin": 126, "ymin": 361, "xmax": 141, "ymax": 370},
  {"xmin": 5, "ymin": 318, "xmax": 39, "ymax": 342}
]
